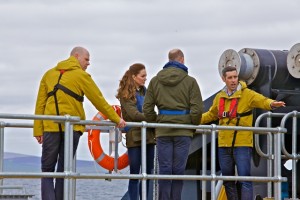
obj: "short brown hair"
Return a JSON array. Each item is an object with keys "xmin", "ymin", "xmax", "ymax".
[{"xmin": 222, "ymin": 66, "xmax": 237, "ymax": 77}]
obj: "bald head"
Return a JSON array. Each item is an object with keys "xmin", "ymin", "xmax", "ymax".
[
  {"xmin": 70, "ymin": 46, "xmax": 90, "ymax": 71},
  {"xmin": 168, "ymin": 49, "xmax": 184, "ymax": 64},
  {"xmin": 70, "ymin": 47, "xmax": 88, "ymax": 56}
]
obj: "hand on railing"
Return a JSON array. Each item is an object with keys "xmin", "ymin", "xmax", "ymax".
[{"xmin": 116, "ymin": 118, "xmax": 126, "ymax": 128}]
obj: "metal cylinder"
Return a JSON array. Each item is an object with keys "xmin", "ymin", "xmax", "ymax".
[
  {"xmin": 287, "ymin": 43, "xmax": 300, "ymax": 79},
  {"xmin": 218, "ymin": 48, "xmax": 292, "ymax": 88},
  {"xmin": 218, "ymin": 49, "xmax": 242, "ymax": 77},
  {"xmin": 238, "ymin": 48, "xmax": 261, "ymax": 86}
]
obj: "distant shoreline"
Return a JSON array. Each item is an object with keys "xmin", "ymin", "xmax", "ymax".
[{"xmin": 3, "ymin": 152, "xmax": 110, "ymax": 173}]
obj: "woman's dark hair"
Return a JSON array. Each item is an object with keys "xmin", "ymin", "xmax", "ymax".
[{"xmin": 116, "ymin": 63, "xmax": 145, "ymax": 101}]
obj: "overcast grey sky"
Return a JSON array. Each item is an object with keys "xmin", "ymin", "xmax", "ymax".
[{"xmin": 1, "ymin": 0, "xmax": 299, "ymax": 160}]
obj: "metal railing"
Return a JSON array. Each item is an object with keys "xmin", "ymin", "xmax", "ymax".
[
  {"xmin": 255, "ymin": 111, "xmax": 300, "ymax": 199},
  {"xmin": 255, "ymin": 112, "xmax": 287, "ymax": 198},
  {"xmin": 280, "ymin": 111, "xmax": 300, "ymax": 199},
  {"xmin": 0, "ymin": 112, "xmax": 298, "ymax": 200}
]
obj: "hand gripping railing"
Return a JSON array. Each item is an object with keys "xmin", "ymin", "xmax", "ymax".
[{"xmin": 280, "ymin": 111, "xmax": 300, "ymax": 199}]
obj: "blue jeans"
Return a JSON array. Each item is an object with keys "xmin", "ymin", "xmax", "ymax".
[
  {"xmin": 156, "ymin": 136, "xmax": 192, "ymax": 200},
  {"xmin": 218, "ymin": 147, "xmax": 253, "ymax": 200},
  {"xmin": 41, "ymin": 131, "xmax": 82, "ymax": 200},
  {"xmin": 128, "ymin": 144, "xmax": 155, "ymax": 200}
]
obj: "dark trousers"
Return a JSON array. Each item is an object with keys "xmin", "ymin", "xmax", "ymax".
[
  {"xmin": 128, "ymin": 144, "xmax": 155, "ymax": 200},
  {"xmin": 218, "ymin": 147, "xmax": 253, "ymax": 200},
  {"xmin": 41, "ymin": 131, "xmax": 82, "ymax": 200},
  {"xmin": 156, "ymin": 136, "xmax": 192, "ymax": 200}
]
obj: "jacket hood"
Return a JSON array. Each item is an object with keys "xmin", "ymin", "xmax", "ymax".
[
  {"xmin": 240, "ymin": 81, "xmax": 247, "ymax": 89},
  {"xmin": 157, "ymin": 65, "xmax": 188, "ymax": 86},
  {"xmin": 55, "ymin": 56, "xmax": 82, "ymax": 71}
]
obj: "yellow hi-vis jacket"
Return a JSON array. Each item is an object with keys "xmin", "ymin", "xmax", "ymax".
[
  {"xmin": 201, "ymin": 81, "xmax": 274, "ymax": 147},
  {"xmin": 33, "ymin": 56, "xmax": 121, "ymax": 137}
]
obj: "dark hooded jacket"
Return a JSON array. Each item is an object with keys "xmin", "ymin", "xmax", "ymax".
[{"xmin": 143, "ymin": 62, "xmax": 203, "ymax": 137}]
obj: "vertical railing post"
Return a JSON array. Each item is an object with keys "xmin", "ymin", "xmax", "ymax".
[
  {"xmin": 107, "ymin": 127, "xmax": 113, "ymax": 176},
  {"xmin": 63, "ymin": 115, "xmax": 72, "ymax": 200},
  {"xmin": 69, "ymin": 124, "xmax": 75, "ymax": 200},
  {"xmin": 202, "ymin": 132, "xmax": 207, "ymax": 200},
  {"xmin": 154, "ymin": 146, "xmax": 158, "ymax": 200},
  {"xmin": 291, "ymin": 114, "xmax": 297, "ymax": 199},
  {"xmin": 210, "ymin": 124, "xmax": 217, "ymax": 200},
  {"xmin": 0, "ymin": 122, "xmax": 4, "ymax": 194},
  {"xmin": 141, "ymin": 121, "xmax": 147, "ymax": 200},
  {"xmin": 273, "ymin": 128, "xmax": 282, "ymax": 200},
  {"xmin": 72, "ymin": 152, "xmax": 77, "ymax": 200},
  {"xmin": 114, "ymin": 127, "xmax": 119, "ymax": 172},
  {"xmin": 266, "ymin": 116, "xmax": 273, "ymax": 197}
]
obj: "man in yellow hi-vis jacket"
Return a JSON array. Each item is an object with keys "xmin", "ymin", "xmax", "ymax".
[
  {"xmin": 201, "ymin": 66, "xmax": 285, "ymax": 200},
  {"xmin": 34, "ymin": 47, "xmax": 126, "ymax": 200}
]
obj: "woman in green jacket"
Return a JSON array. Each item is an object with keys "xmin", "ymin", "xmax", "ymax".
[{"xmin": 116, "ymin": 63, "xmax": 155, "ymax": 200}]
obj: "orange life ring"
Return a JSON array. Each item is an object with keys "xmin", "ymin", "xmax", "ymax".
[{"xmin": 88, "ymin": 105, "xmax": 129, "ymax": 171}]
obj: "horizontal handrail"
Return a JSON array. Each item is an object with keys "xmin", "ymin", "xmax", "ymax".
[
  {"xmin": 1, "ymin": 120, "xmax": 286, "ymax": 134},
  {"xmin": 0, "ymin": 112, "xmax": 293, "ymax": 200},
  {"xmin": 0, "ymin": 172, "xmax": 287, "ymax": 183},
  {"xmin": 0, "ymin": 113, "xmax": 80, "ymax": 122}
]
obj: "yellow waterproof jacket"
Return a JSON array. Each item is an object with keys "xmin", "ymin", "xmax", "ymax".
[
  {"xmin": 34, "ymin": 56, "xmax": 121, "ymax": 137},
  {"xmin": 201, "ymin": 81, "xmax": 274, "ymax": 147}
]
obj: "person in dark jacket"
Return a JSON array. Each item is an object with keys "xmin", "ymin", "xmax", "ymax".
[
  {"xmin": 143, "ymin": 49, "xmax": 203, "ymax": 200},
  {"xmin": 116, "ymin": 63, "xmax": 155, "ymax": 200}
]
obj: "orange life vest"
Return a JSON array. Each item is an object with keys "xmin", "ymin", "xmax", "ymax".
[
  {"xmin": 218, "ymin": 98, "xmax": 238, "ymax": 119},
  {"xmin": 218, "ymin": 97, "xmax": 253, "ymax": 149}
]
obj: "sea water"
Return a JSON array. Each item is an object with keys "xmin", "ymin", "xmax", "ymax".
[
  {"xmin": 2, "ymin": 178, "xmax": 128, "ymax": 200},
  {"xmin": 2, "ymin": 152, "xmax": 129, "ymax": 199}
]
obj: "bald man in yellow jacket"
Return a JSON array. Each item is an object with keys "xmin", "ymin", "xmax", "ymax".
[{"xmin": 34, "ymin": 47, "xmax": 126, "ymax": 200}]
